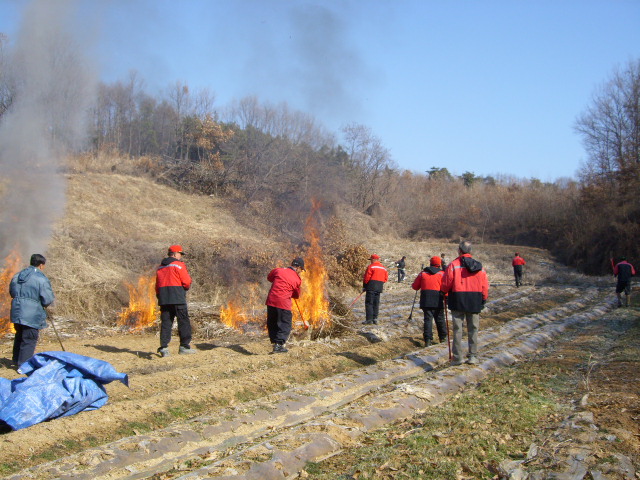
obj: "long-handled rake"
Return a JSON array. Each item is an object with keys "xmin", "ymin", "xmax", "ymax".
[
  {"xmin": 293, "ymin": 299, "xmax": 309, "ymax": 330},
  {"xmin": 407, "ymin": 264, "xmax": 424, "ymax": 320},
  {"xmin": 347, "ymin": 291, "xmax": 364, "ymax": 310},
  {"xmin": 49, "ymin": 316, "xmax": 66, "ymax": 351}
]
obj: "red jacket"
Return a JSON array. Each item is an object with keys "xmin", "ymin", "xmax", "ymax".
[
  {"xmin": 363, "ymin": 261, "xmax": 388, "ymax": 292},
  {"xmin": 265, "ymin": 267, "xmax": 301, "ymax": 311},
  {"xmin": 512, "ymin": 256, "xmax": 526, "ymax": 266},
  {"xmin": 156, "ymin": 257, "xmax": 192, "ymax": 305},
  {"xmin": 412, "ymin": 267, "xmax": 444, "ymax": 309},
  {"xmin": 441, "ymin": 254, "xmax": 489, "ymax": 313}
]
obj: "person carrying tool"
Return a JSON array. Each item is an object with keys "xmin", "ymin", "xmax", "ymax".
[
  {"xmin": 613, "ymin": 257, "xmax": 636, "ymax": 307},
  {"xmin": 156, "ymin": 245, "xmax": 195, "ymax": 357},
  {"xmin": 10, "ymin": 254, "xmax": 55, "ymax": 368},
  {"xmin": 395, "ymin": 256, "xmax": 406, "ymax": 282},
  {"xmin": 265, "ymin": 257, "xmax": 305, "ymax": 353},
  {"xmin": 411, "ymin": 256, "xmax": 446, "ymax": 347},
  {"xmin": 512, "ymin": 252, "xmax": 526, "ymax": 287},
  {"xmin": 440, "ymin": 241, "xmax": 489, "ymax": 366},
  {"xmin": 362, "ymin": 254, "xmax": 388, "ymax": 325}
]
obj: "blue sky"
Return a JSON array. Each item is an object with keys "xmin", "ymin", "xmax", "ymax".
[{"xmin": 1, "ymin": 0, "xmax": 639, "ymax": 181}]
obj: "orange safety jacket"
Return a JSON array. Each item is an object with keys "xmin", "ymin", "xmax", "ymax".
[
  {"xmin": 512, "ymin": 256, "xmax": 526, "ymax": 266},
  {"xmin": 363, "ymin": 261, "xmax": 388, "ymax": 293},
  {"xmin": 412, "ymin": 267, "xmax": 444, "ymax": 309},
  {"xmin": 440, "ymin": 254, "xmax": 489, "ymax": 313},
  {"xmin": 156, "ymin": 257, "xmax": 192, "ymax": 305},
  {"xmin": 265, "ymin": 267, "xmax": 301, "ymax": 311}
]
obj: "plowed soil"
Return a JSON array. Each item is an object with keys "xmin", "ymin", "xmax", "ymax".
[{"xmin": 1, "ymin": 269, "xmax": 638, "ymax": 478}]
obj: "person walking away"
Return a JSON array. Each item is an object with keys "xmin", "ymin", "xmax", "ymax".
[
  {"xmin": 265, "ymin": 257, "xmax": 305, "ymax": 353},
  {"xmin": 155, "ymin": 245, "xmax": 195, "ymax": 357},
  {"xmin": 440, "ymin": 253, "xmax": 447, "ymax": 271},
  {"xmin": 363, "ymin": 254, "xmax": 389, "ymax": 325},
  {"xmin": 411, "ymin": 256, "xmax": 446, "ymax": 347},
  {"xmin": 10, "ymin": 254, "xmax": 55, "ymax": 368},
  {"xmin": 512, "ymin": 252, "xmax": 526, "ymax": 287},
  {"xmin": 440, "ymin": 241, "xmax": 489, "ymax": 366},
  {"xmin": 395, "ymin": 256, "xmax": 406, "ymax": 282},
  {"xmin": 614, "ymin": 257, "xmax": 635, "ymax": 307}
]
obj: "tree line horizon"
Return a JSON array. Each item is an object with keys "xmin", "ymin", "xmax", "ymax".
[{"xmin": 0, "ymin": 43, "xmax": 638, "ymax": 275}]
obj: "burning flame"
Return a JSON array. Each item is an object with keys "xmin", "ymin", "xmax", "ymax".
[
  {"xmin": 118, "ymin": 275, "xmax": 158, "ymax": 332},
  {"xmin": 295, "ymin": 202, "xmax": 331, "ymax": 329},
  {"xmin": 218, "ymin": 200, "xmax": 332, "ymax": 333},
  {"xmin": 0, "ymin": 251, "xmax": 21, "ymax": 337},
  {"xmin": 220, "ymin": 285, "xmax": 266, "ymax": 332}
]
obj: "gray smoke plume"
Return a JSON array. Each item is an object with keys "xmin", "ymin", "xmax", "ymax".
[{"xmin": 0, "ymin": 0, "xmax": 95, "ymax": 261}]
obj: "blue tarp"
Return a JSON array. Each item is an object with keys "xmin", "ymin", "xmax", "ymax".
[{"xmin": 0, "ymin": 351, "xmax": 129, "ymax": 430}]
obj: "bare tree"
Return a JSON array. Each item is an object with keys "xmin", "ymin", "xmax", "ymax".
[
  {"xmin": 341, "ymin": 123, "xmax": 395, "ymax": 210},
  {"xmin": 575, "ymin": 59, "xmax": 640, "ymax": 185}
]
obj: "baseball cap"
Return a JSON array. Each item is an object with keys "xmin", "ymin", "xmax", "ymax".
[
  {"xmin": 430, "ymin": 256, "xmax": 441, "ymax": 267},
  {"xmin": 168, "ymin": 245, "xmax": 185, "ymax": 254},
  {"xmin": 292, "ymin": 257, "xmax": 305, "ymax": 271},
  {"xmin": 370, "ymin": 254, "xmax": 380, "ymax": 260}
]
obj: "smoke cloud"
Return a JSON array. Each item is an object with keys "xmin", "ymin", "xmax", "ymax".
[{"xmin": 0, "ymin": 0, "xmax": 95, "ymax": 260}]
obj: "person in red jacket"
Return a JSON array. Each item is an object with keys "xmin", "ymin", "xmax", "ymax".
[
  {"xmin": 411, "ymin": 256, "xmax": 446, "ymax": 346},
  {"xmin": 512, "ymin": 252, "xmax": 526, "ymax": 287},
  {"xmin": 155, "ymin": 245, "xmax": 194, "ymax": 357},
  {"xmin": 441, "ymin": 241, "xmax": 489, "ymax": 366},
  {"xmin": 362, "ymin": 254, "xmax": 389, "ymax": 325},
  {"xmin": 614, "ymin": 257, "xmax": 636, "ymax": 307},
  {"xmin": 265, "ymin": 257, "xmax": 305, "ymax": 353}
]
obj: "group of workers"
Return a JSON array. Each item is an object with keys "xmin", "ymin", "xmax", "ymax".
[{"xmin": 6, "ymin": 244, "xmax": 636, "ymax": 368}]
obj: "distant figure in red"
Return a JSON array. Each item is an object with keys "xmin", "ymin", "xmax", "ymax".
[
  {"xmin": 362, "ymin": 254, "xmax": 389, "ymax": 325},
  {"xmin": 411, "ymin": 256, "xmax": 446, "ymax": 347},
  {"xmin": 613, "ymin": 257, "xmax": 636, "ymax": 307},
  {"xmin": 265, "ymin": 258, "xmax": 305, "ymax": 353},
  {"xmin": 512, "ymin": 253, "xmax": 526, "ymax": 287}
]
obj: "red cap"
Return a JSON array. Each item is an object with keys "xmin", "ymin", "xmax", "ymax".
[
  {"xmin": 370, "ymin": 254, "xmax": 380, "ymax": 260},
  {"xmin": 430, "ymin": 256, "xmax": 441, "ymax": 267},
  {"xmin": 168, "ymin": 245, "xmax": 185, "ymax": 254}
]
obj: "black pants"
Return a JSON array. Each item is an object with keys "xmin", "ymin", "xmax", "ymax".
[
  {"xmin": 12, "ymin": 324, "xmax": 40, "ymax": 367},
  {"xmin": 266, "ymin": 306, "xmax": 292, "ymax": 344},
  {"xmin": 159, "ymin": 304, "xmax": 192, "ymax": 348},
  {"xmin": 365, "ymin": 290, "xmax": 381, "ymax": 322},
  {"xmin": 397, "ymin": 269, "xmax": 405, "ymax": 282},
  {"xmin": 513, "ymin": 266, "xmax": 523, "ymax": 287},
  {"xmin": 422, "ymin": 307, "xmax": 447, "ymax": 343}
]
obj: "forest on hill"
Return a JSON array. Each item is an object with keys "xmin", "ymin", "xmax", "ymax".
[{"xmin": 0, "ymin": 25, "xmax": 638, "ymax": 276}]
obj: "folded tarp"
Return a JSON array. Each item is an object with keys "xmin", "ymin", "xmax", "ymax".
[{"xmin": 0, "ymin": 351, "xmax": 129, "ymax": 430}]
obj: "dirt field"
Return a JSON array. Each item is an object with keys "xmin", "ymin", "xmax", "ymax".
[{"xmin": 1, "ymin": 271, "xmax": 637, "ymax": 479}]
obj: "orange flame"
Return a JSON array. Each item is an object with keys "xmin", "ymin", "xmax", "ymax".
[
  {"xmin": 295, "ymin": 204, "xmax": 331, "ymax": 330},
  {"xmin": 0, "ymin": 252, "xmax": 21, "ymax": 337},
  {"xmin": 220, "ymin": 285, "xmax": 266, "ymax": 332},
  {"xmin": 118, "ymin": 275, "xmax": 158, "ymax": 332}
]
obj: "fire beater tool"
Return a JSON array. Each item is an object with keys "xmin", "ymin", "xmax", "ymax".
[
  {"xmin": 293, "ymin": 299, "xmax": 310, "ymax": 330},
  {"xmin": 347, "ymin": 291, "xmax": 364, "ymax": 310},
  {"xmin": 49, "ymin": 315, "xmax": 66, "ymax": 351},
  {"xmin": 444, "ymin": 297, "xmax": 452, "ymax": 360},
  {"xmin": 407, "ymin": 263, "xmax": 424, "ymax": 320}
]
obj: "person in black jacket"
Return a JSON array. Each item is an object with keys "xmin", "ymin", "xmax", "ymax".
[
  {"xmin": 614, "ymin": 257, "xmax": 636, "ymax": 307},
  {"xmin": 395, "ymin": 256, "xmax": 406, "ymax": 282}
]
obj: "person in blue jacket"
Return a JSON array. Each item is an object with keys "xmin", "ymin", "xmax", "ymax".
[{"xmin": 10, "ymin": 254, "xmax": 55, "ymax": 367}]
